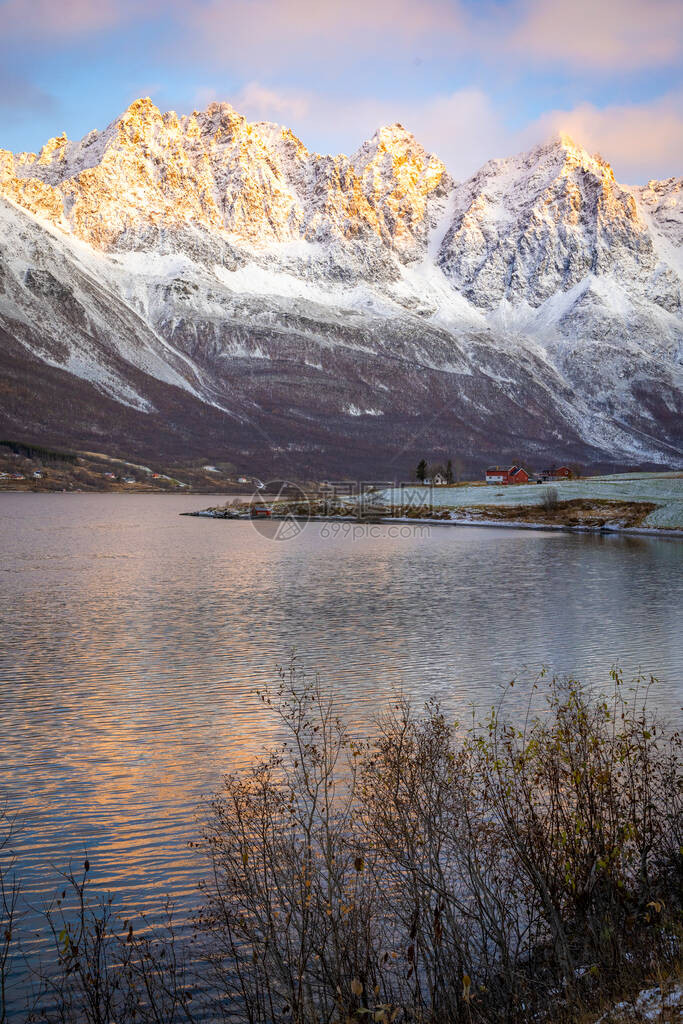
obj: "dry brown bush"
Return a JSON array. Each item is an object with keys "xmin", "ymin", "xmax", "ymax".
[
  {"xmin": 1, "ymin": 666, "xmax": 680, "ymax": 1023},
  {"xmin": 196, "ymin": 665, "xmax": 682, "ymax": 1023}
]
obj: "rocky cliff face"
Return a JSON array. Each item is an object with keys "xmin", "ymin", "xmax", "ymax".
[
  {"xmin": 0, "ymin": 99, "xmax": 680, "ymax": 474},
  {"xmin": 0, "ymin": 99, "xmax": 450, "ymax": 258},
  {"xmin": 439, "ymin": 136, "xmax": 665, "ymax": 308}
]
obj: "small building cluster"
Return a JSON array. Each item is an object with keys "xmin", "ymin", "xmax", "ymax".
[{"xmin": 485, "ymin": 464, "xmax": 573, "ymax": 485}]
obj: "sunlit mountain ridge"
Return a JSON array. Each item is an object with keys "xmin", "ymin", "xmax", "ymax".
[{"xmin": 0, "ymin": 98, "xmax": 680, "ymax": 474}]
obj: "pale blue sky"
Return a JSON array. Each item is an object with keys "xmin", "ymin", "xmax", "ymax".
[{"xmin": 0, "ymin": 0, "xmax": 681, "ymax": 182}]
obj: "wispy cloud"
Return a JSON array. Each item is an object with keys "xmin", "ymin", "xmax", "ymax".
[
  {"xmin": 2, "ymin": 0, "xmax": 680, "ymax": 74},
  {"xmin": 215, "ymin": 80, "xmax": 681, "ymax": 183},
  {"xmin": 0, "ymin": 0, "xmax": 146, "ymax": 37},
  {"xmin": 177, "ymin": 0, "xmax": 682, "ymax": 74},
  {"xmin": 523, "ymin": 93, "xmax": 683, "ymax": 183},
  {"xmin": 184, "ymin": 0, "xmax": 461, "ymax": 66},
  {"xmin": 232, "ymin": 82, "xmax": 313, "ymax": 124},
  {"xmin": 506, "ymin": 0, "xmax": 683, "ymax": 70},
  {"xmin": 0, "ymin": 0, "xmax": 679, "ymax": 182}
]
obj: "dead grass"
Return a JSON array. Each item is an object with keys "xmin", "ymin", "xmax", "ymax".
[
  {"xmin": 462, "ymin": 499, "xmax": 660, "ymax": 528},
  {"xmin": 576, "ymin": 965, "xmax": 682, "ymax": 1022}
]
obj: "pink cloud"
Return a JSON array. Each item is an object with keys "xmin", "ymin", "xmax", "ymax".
[
  {"xmin": 233, "ymin": 82, "xmax": 313, "ymax": 124},
  {"xmin": 178, "ymin": 0, "xmax": 463, "ymax": 70},
  {"xmin": 177, "ymin": 0, "xmax": 682, "ymax": 74},
  {"xmin": 215, "ymin": 83, "xmax": 508, "ymax": 178},
  {"xmin": 0, "ymin": 0, "xmax": 145, "ymax": 36},
  {"xmin": 216, "ymin": 81, "xmax": 681, "ymax": 184},
  {"xmin": 507, "ymin": 0, "xmax": 683, "ymax": 69},
  {"xmin": 522, "ymin": 94, "xmax": 683, "ymax": 183},
  {"xmin": 193, "ymin": 0, "xmax": 458, "ymax": 41},
  {"xmin": 3, "ymin": 0, "xmax": 679, "ymax": 75}
]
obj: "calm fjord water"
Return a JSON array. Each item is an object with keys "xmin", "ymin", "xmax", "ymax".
[{"xmin": 0, "ymin": 493, "xmax": 681, "ymax": 920}]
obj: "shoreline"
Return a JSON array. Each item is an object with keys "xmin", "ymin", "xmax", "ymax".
[
  {"xmin": 390, "ymin": 515, "xmax": 683, "ymax": 539},
  {"xmin": 182, "ymin": 510, "xmax": 683, "ymax": 538}
]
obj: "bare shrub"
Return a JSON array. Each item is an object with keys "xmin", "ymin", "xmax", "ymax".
[
  {"xmin": 196, "ymin": 666, "xmax": 394, "ymax": 1023},
  {"xmin": 0, "ymin": 806, "xmax": 20, "ymax": 1024},
  {"xmin": 3, "ymin": 667, "xmax": 681, "ymax": 1023},
  {"xmin": 27, "ymin": 865, "xmax": 197, "ymax": 1024},
  {"xmin": 197, "ymin": 667, "xmax": 682, "ymax": 1023},
  {"xmin": 542, "ymin": 486, "xmax": 560, "ymax": 512},
  {"xmin": 476, "ymin": 672, "xmax": 682, "ymax": 992},
  {"xmin": 362, "ymin": 672, "xmax": 682, "ymax": 1020}
]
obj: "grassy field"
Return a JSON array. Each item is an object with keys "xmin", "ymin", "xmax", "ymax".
[{"xmin": 380, "ymin": 472, "xmax": 683, "ymax": 529}]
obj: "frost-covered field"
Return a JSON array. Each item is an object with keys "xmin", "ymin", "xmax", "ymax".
[{"xmin": 379, "ymin": 472, "xmax": 683, "ymax": 528}]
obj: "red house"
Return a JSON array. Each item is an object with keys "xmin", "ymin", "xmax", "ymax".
[
  {"xmin": 508, "ymin": 465, "xmax": 530, "ymax": 484},
  {"xmin": 540, "ymin": 466, "xmax": 572, "ymax": 481},
  {"xmin": 485, "ymin": 465, "xmax": 530, "ymax": 485}
]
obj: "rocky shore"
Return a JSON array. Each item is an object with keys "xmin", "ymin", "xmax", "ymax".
[{"xmin": 183, "ymin": 495, "xmax": 682, "ymax": 536}]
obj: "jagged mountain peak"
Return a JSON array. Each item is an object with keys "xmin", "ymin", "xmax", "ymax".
[
  {"xmin": 37, "ymin": 130, "xmax": 69, "ymax": 163},
  {"xmin": 552, "ymin": 131, "xmax": 616, "ymax": 182},
  {"xmin": 0, "ymin": 99, "xmax": 455, "ymax": 260},
  {"xmin": 186, "ymin": 100, "xmax": 248, "ymax": 139},
  {"xmin": 120, "ymin": 95, "xmax": 162, "ymax": 121},
  {"xmin": 551, "ymin": 130, "xmax": 595, "ymax": 160},
  {"xmin": 250, "ymin": 120, "xmax": 312, "ymax": 161},
  {"xmin": 0, "ymin": 100, "xmax": 680, "ymax": 472},
  {"xmin": 367, "ymin": 121, "xmax": 421, "ymax": 148},
  {"xmin": 472, "ymin": 131, "xmax": 616, "ymax": 193},
  {"xmin": 352, "ymin": 122, "xmax": 437, "ymax": 170},
  {"xmin": 348, "ymin": 122, "xmax": 451, "ymax": 259},
  {"xmin": 0, "ymin": 99, "xmax": 678, "ymax": 294},
  {"xmin": 557, "ymin": 130, "xmax": 580, "ymax": 149},
  {"xmin": 437, "ymin": 131, "xmax": 669, "ymax": 311}
]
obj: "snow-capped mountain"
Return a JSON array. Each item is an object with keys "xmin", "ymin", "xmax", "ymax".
[{"xmin": 0, "ymin": 98, "xmax": 680, "ymax": 475}]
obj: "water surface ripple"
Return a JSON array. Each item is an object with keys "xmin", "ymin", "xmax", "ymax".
[{"xmin": 0, "ymin": 493, "xmax": 681, "ymax": 925}]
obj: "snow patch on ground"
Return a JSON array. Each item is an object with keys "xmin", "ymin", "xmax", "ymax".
[
  {"xmin": 595, "ymin": 982, "xmax": 682, "ymax": 1022},
  {"xmin": 214, "ymin": 261, "xmax": 324, "ymax": 301},
  {"xmin": 345, "ymin": 404, "xmax": 383, "ymax": 417}
]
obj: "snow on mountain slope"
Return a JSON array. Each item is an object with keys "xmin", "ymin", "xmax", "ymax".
[
  {"xmin": 0, "ymin": 100, "xmax": 681, "ymax": 472},
  {"xmin": 0, "ymin": 199, "xmax": 220, "ymax": 411},
  {"xmin": 438, "ymin": 135, "xmax": 678, "ymax": 311}
]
